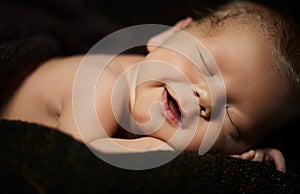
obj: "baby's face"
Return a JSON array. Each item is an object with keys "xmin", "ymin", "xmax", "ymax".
[{"xmin": 129, "ymin": 27, "xmax": 288, "ymax": 154}]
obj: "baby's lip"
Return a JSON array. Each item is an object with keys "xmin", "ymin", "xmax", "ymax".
[{"xmin": 161, "ymin": 87, "xmax": 182, "ymax": 127}]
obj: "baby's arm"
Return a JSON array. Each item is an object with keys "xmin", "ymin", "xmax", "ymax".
[
  {"xmin": 89, "ymin": 137, "xmax": 175, "ymax": 154},
  {"xmin": 231, "ymin": 148, "xmax": 286, "ymax": 173}
]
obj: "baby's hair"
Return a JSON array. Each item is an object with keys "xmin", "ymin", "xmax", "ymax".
[{"xmin": 190, "ymin": 0, "xmax": 300, "ymax": 122}]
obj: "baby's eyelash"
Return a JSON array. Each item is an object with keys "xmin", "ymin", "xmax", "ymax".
[
  {"xmin": 225, "ymin": 107, "xmax": 241, "ymax": 140},
  {"xmin": 225, "ymin": 106, "xmax": 240, "ymax": 131},
  {"xmin": 196, "ymin": 46, "xmax": 213, "ymax": 76}
]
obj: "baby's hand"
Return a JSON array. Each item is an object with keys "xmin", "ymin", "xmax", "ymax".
[
  {"xmin": 230, "ymin": 148, "xmax": 286, "ymax": 173},
  {"xmin": 146, "ymin": 17, "xmax": 193, "ymax": 52}
]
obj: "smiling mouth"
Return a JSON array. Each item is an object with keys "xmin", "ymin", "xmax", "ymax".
[{"xmin": 161, "ymin": 87, "xmax": 182, "ymax": 127}]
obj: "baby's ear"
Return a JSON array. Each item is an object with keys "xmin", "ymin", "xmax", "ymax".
[{"xmin": 146, "ymin": 17, "xmax": 193, "ymax": 52}]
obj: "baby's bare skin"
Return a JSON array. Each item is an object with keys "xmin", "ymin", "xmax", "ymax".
[
  {"xmin": 0, "ymin": 54, "xmax": 144, "ymax": 140},
  {"xmin": 0, "ymin": 53, "xmax": 286, "ymax": 172}
]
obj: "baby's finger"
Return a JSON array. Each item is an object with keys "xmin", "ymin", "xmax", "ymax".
[
  {"xmin": 146, "ymin": 17, "xmax": 193, "ymax": 52},
  {"xmin": 173, "ymin": 17, "xmax": 193, "ymax": 29},
  {"xmin": 266, "ymin": 149, "xmax": 286, "ymax": 173},
  {"xmin": 252, "ymin": 150, "xmax": 265, "ymax": 162},
  {"xmin": 240, "ymin": 149, "xmax": 256, "ymax": 160},
  {"xmin": 230, "ymin": 149, "xmax": 256, "ymax": 160},
  {"xmin": 146, "ymin": 27, "xmax": 176, "ymax": 51}
]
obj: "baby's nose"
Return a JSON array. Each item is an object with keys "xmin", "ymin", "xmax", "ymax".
[{"xmin": 192, "ymin": 85, "xmax": 212, "ymax": 118}]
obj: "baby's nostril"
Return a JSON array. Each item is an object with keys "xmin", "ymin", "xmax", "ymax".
[{"xmin": 194, "ymin": 91, "xmax": 200, "ymax": 97}]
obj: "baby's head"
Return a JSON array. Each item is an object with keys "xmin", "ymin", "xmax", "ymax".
[
  {"xmin": 131, "ymin": 0, "xmax": 299, "ymax": 154},
  {"xmin": 188, "ymin": 0, "xmax": 300, "ymax": 152},
  {"xmin": 189, "ymin": 0, "xmax": 300, "ymax": 122}
]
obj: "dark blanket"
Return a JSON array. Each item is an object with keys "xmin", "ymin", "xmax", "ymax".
[
  {"xmin": 0, "ymin": 0, "xmax": 123, "ymax": 110},
  {"xmin": 1, "ymin": 119, "xmax": 299, "ymax": 193},
  {"xmin": 0, "ymin": 0, "xmax": 299, "ymax": 193}
]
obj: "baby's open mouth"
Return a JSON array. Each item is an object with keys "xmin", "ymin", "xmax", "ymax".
[{"xmin": 161, "ymin": 87, "xmax": 182, "ymax": 127}]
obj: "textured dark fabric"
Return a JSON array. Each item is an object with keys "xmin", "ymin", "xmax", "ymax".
[
  {"xmin": 0, "ymin": 119, "xmax": 299, "ymax": 194},
  {"xmin": 0, "ymin": 0, "xmax": 123, "ymax": 110}
]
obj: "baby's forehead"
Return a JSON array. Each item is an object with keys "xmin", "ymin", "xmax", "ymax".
[{"xmin": 190, "ymin": 4, "xmax": 277, "ymax": 39}]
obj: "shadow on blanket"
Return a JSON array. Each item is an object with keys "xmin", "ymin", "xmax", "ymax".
[{"xmin": 0, "ymin": 119, "xmax": 299, "ymax": 193}]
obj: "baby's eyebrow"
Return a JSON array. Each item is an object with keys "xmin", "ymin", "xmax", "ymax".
[{"xmin": 195, "ymin": 45, "xmax": 213, "ymax": 76}]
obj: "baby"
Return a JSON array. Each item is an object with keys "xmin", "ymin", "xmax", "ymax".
[{"xmin": 0, "ymin": 0, "xmax": 299, "ymax": 172}]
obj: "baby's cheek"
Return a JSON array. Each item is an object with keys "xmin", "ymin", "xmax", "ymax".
[{"xmin": 182, "ymin": 121, "xmax": 210, "ymax": 151}]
